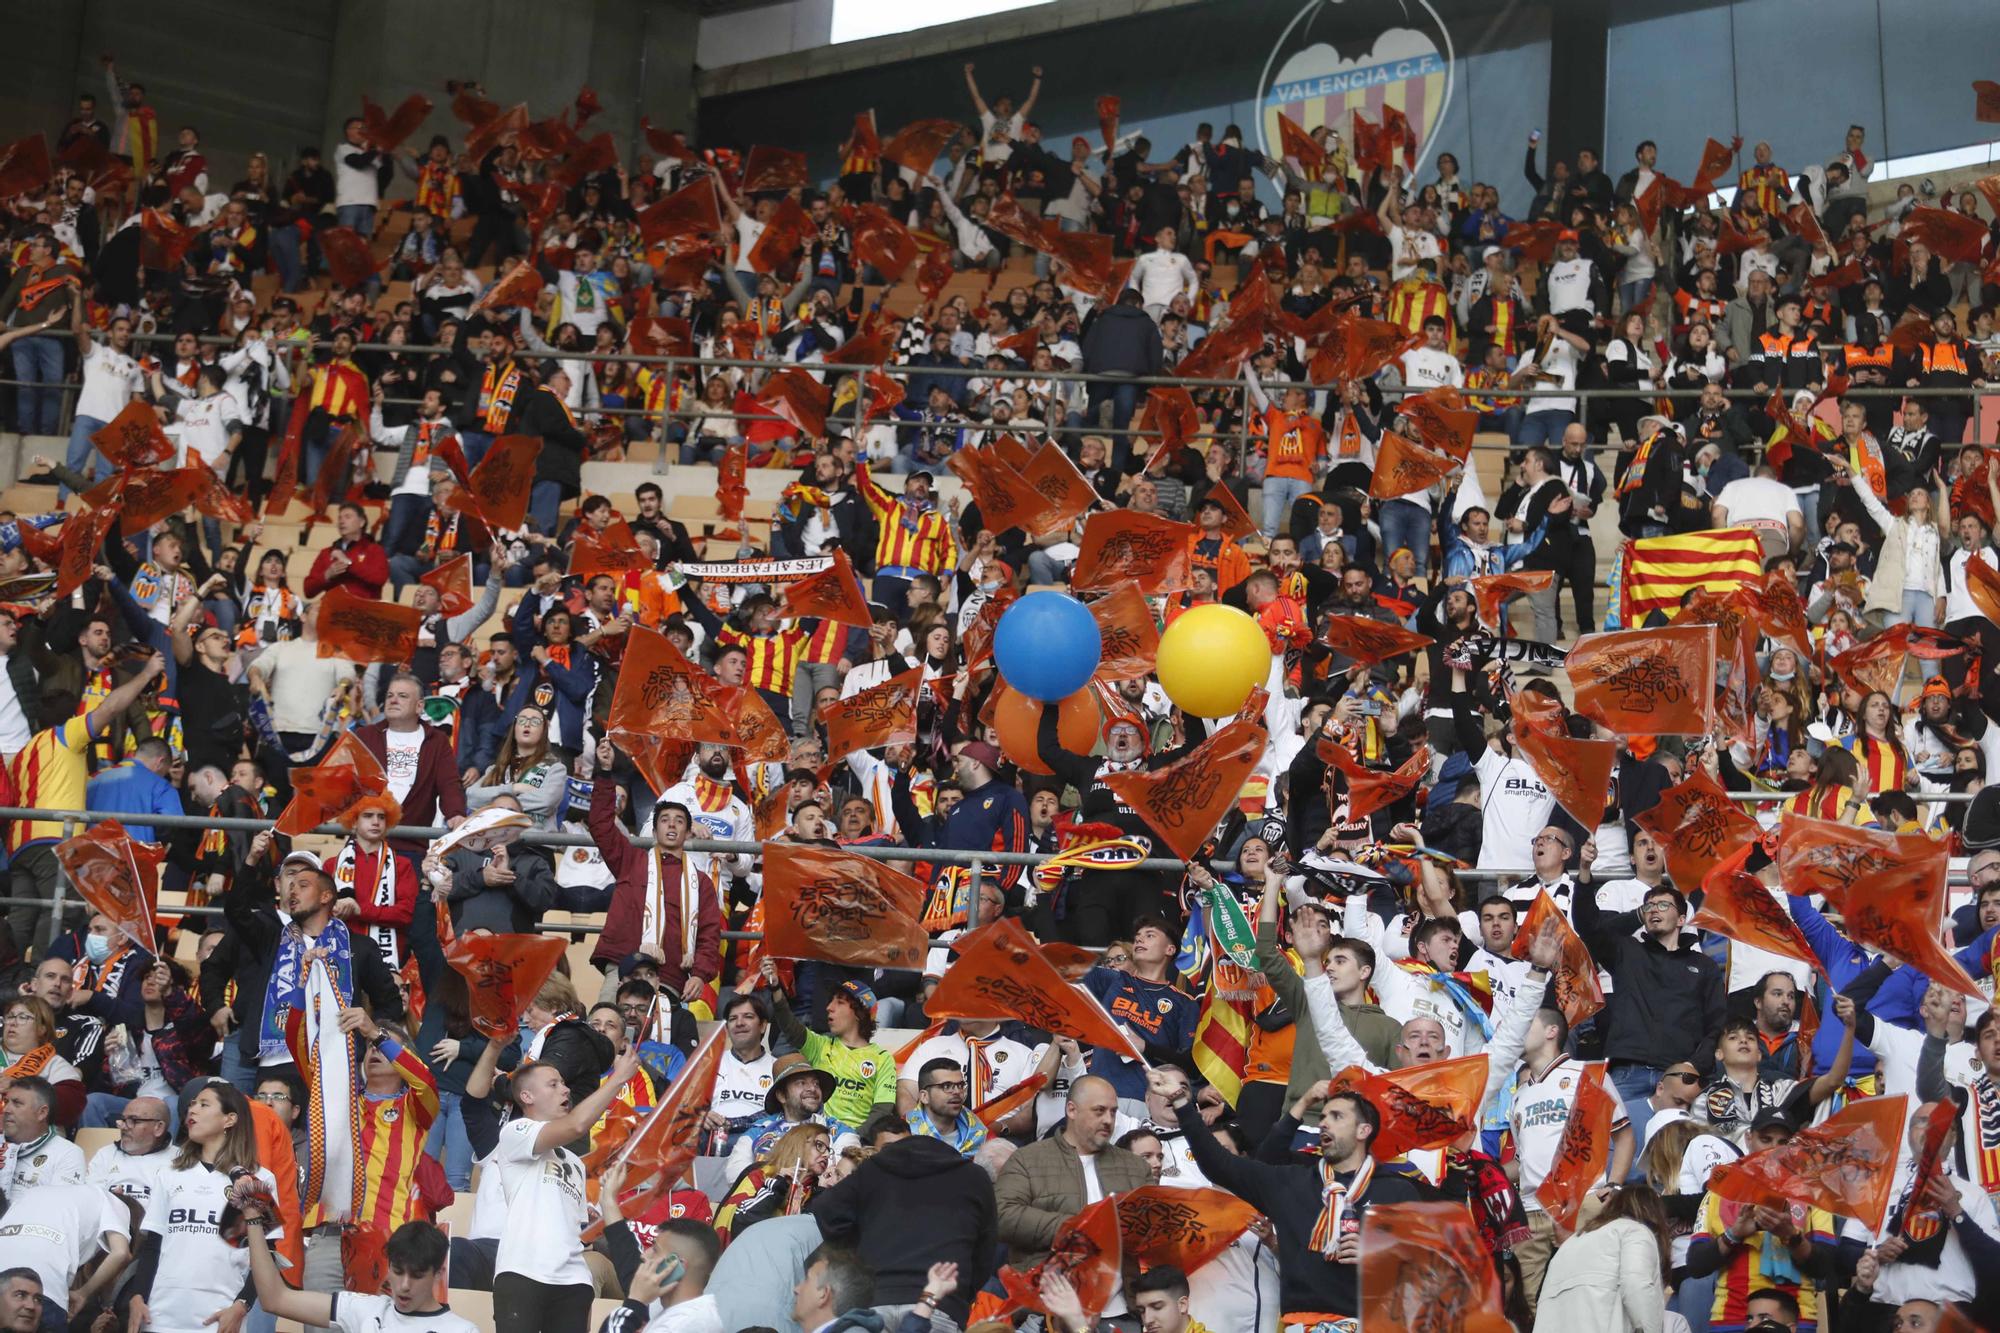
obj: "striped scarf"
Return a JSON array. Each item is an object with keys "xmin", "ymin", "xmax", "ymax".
[
  {"xmin": 1975, "ymin": 1074, "xmax": 2000, "ymax": 1198},
  {"xmin": 905, "ymin": 1107, "xmax": 988, "ymax": 1155},
  {"xmin": 282, "ymin": 956, "xmax": 362, "ymax": 1225},
  {"xmin": 414, "ymin": 162, "xmax": 458, "ymax": 218},
  {"xmin": 1309, "ymin": 1156, "xmax": 1374, "ymax": 1257},
  {"xmin": 480, "ymin": 361, "xmax": 522, "ymax": 431},
  {"xmin": 1394, "ymin": 960, "xmax": 1496, "ymax": 1040},
  {"xmin": 334, "ymin": 840, "xmax": 401, "ymax": 967}
]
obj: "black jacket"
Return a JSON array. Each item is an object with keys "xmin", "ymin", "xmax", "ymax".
[
  {"xmin": 206, "ymin": 854, "xmax": 405, "ymax": 1060},
  {"xmin": 1079, "ymin": 302, "xmax": 1164, "ymax": 376},
  {"xmin": 535, "ymin": 1017, "xmax": 614, "ymax": 1100},
  {"xmin": 443, "ymin": 842, "xmax": 559, "ymax": 935},
  {"xmin": 1573, "ymin": 887, "xmax": 1727, "ymax": 1074},
  {"xmin": 520, "ymin": 385, "xmax": 588, "ymax": 497},
  {"xmin": 809, "ymin": 1134, "xmax": 998, "ymax": 1323}
]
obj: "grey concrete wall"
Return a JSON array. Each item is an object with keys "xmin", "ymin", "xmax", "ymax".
[{"xmin": 3, "ymin": 0, "xmax": 699, "ymax": 191}]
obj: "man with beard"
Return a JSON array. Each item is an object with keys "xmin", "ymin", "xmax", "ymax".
[
  {"xmin": 1745, "ymin": 971, "xmax": 1807, "ymax": 1082},
  {"xmin": 658, "ymin": 742, "xmax": 753, "ymax": 927},
  {"xmin": 930, "ymin": 741, "xmax": 1031, "ymax": 922},
  {"xmin": 206, "ymin": 832, "xmax": 403, "ymax": 1091}
]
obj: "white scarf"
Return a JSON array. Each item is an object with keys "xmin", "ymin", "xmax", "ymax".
[
  {"xmin": 334, "ymin": 839, "xmax": 401, "ymax": 967},
  {"xmin": 642, "ymin": 848, "xmax": 701, "ymax": 970},
  {"xmin": 291, "ymin": 957, "xmax": 358, "ymax": 1225}
]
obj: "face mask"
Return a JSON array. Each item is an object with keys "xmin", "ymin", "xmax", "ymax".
[
  {"xmin": 85, "ymin": 934, "xmax": 112, "ymax": 963},
  {"xmin": 1771, "ymin": 670, "xmax": 1795, "ymax": 683}
]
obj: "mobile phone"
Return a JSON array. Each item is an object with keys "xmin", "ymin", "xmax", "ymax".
[
  {"xmin": 1359, "ymin": 699, "xmax": 1382, "ymax": 717},
  {"xmin": 1530, "ymin": 130, "xmax": 1543, "ymax": 145}
]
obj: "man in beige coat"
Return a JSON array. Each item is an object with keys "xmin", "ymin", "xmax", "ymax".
[{"xmin": 993, "ymin": 1075, "xmax": 1151, "ymax": 1271}]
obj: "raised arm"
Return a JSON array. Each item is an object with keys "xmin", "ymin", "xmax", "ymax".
[
  {"xmin": 1302, "ymin": 971, "xmax": 1384, "ymax": 1074},
  {"xmin": 962, "ymin": 63, "xmax": 990, "ymax": 118},
  {"xmin": 1018, "ymin": 66, "xmax": 1044, "ymax": 121}
]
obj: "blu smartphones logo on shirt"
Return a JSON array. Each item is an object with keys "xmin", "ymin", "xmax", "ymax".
[{"xmin": 1256, "ymin": 0, "xmax": 1456, "ymax": 177}]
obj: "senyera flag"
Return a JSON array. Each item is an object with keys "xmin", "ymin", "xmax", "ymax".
[
  {"xmin": 927, "ymin": 917, "xmax": 1145, "ymax": 1060},
  {"xmin": 759, "ymin": 843, "xmax": 929, "ymax": 969},
  {"xmin": 1362, "ymin": 1201, "xmax": 1507, "ymax": 1333},
  {"xmin": 442, "ymin": 932, "xmax": 568, "ymax": 1038},
  {"xmin": 54, "ymin": 820, "xmax": 165, "ymax": 953},
  {"xmin": 1617, "ymin": 527, "xmax": 1764, "ymax": 626},
  {"xmin": 1706, "ymin": 1094, "xmax": 1910, "ymax": 1232}
]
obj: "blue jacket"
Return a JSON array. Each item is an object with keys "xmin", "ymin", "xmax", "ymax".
[
  {"xmin": 507, "ymin": 596, "xmax": 597, "ymax": 748},
  {"xmin": 84, "ymin": 761, "xmax": 182, "ymax": 844},
  {"xmin": 930, "ymin": 777, "xmax": 1030, "ymax": 893}
]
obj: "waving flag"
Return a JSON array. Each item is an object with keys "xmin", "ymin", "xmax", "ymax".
[
  {"xmin": 1539, "ymin": 1062, "xmax": 1618, "ymax": 1235},
  {"xmin": 1616, "ymin": 528, "xmax": 1763, "ymax": 626},
  {"xmin": 928, "ymin": 918, "xmax": 1144, "ymax": 1060},
  {"xmin": 1707, "ymin": 1094, "xmax": 1909, "ymax": 1231}
]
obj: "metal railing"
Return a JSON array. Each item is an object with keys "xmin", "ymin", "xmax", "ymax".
[{"xmin": 0, "ymin": 792, "xmax": 1977, "ymax": 949}]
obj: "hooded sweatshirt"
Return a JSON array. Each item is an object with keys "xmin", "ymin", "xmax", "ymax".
[{"xmin": 808, "ymin": 1134, "xmax": 998, "ymax": 1323}]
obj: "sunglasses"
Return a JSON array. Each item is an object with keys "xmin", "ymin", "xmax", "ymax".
[{"xmin": 1665, "ymin": 1071, "xmax": 1701, "ymax": 1084}]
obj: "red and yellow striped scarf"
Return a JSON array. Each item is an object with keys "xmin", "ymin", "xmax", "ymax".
[
  {"xmin": 1308, "ymin": 1156, "xmax": 1374, "ymax": 1256},
  {"xmin": 691, "ymin": 774, "xmax": 732, "ymax": 813}
]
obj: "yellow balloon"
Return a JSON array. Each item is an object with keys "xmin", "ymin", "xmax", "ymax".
[{"xmin": 1156, "ymin": 604, "xmax": 1272, "ymax": 717}]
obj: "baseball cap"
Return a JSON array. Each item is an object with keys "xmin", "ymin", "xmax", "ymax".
[
  {"xmin": 1749, "ymin": 1106, "xmax": 1797, "ymax": 1136},
  {"xmin": 1557, "ymin": 228, "xmax": 1580, "ymax": 242},
  {"xmin": 835, "ymin": 978, "xmax": 878, "ymax": 1012},
  {"xmin": 958, "ymin": 739, "xmax": 1004, "ymax": 772},
  {"xmin": 280, "ymin": 850, "xmax": 324, "ymax": 872}
]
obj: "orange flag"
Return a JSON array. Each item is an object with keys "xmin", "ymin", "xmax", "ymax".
[
  {"xmin": 315, "ymin": 586, "xmax": 422, "ymax": 665},
  {"xmin": 881, "ymin": 120, "xmax": 963, "ymax": 175},
  {"xmin": 1539, "ymin": 1063, "xmax": 1619, "ymax": 1235},
  {"xmin": 607, "ymin": 626, "xmax": 740, "ymax": 747},
  {"xmin": 189, "ymin": 459, "xmax": 256, "ymax": 525},
  {"xmin": 53, "ymin": 821, "xmax": 163, "ymax": 952},
  {"xmin": 1095, "ymin": 96, "xmax": 1121, "ymax": 158},
  {"xmin": 760, "ymin": 843, "xmax": 930, "ymax": 969},
  {"xmin": 0, "ymin": 133, "xmax": 52, "ymax": 200},
  {"xmin": 1310, "ymin": 313, "xmax": 1423, "ymax": 386},
  {"xmin": 1118, "ymin": 1186, "xmax": 1258, "ymax": 1273},
  {"xmin": 1963, "ymin": 552, "xmax": 2000, "ymax": 626},
  {"xmin": 1633, "ymin": 770, "xmax": 1760, "ymax": 891},
  {"xmin": 54, "ymin": 503, "xmax": 120, "ymax": 599},
  {"xmin": 1978, "ymin": 80, "xmax": 2000, "ymax": 124},
  {"xmin": 1329, "ymin": 1053, "xmax": 1490, "ymax": 1159},
  {"xmin": 1369, "ymin": 431, "xmax": 1458, "ymax": 501},
  {"xmin": 822, "ymin": 666, "xmax": 922, "ymax": 759},
  {"xmin": 1510, "ymin": 890, "xmax": 1603, "ymax": 1024},
  {"xmin": 1695, "ymin": 857, "xmax": 1819, "ymax": 975},
  {"xmin": 756, "ymin": 367, "xmax": 832, "ymax": 441},
  {"xmin": 1510, "ymin": 710, "xmax": 1616, "ymax": 831},
  {"xmin": 468, "ymin": 257, "xmax": 542, "ymax": 313},
  {"xmin": 274, "ymin": 733, "xmax": 387, "ymax": 836},
  {"xmin": 444, "ymin": 933, "xmax": 568, "ymax": 1038},
  {"xmin": 849, "ymin": 203, "xmax": 919, "ymax": 281},
  {"xmin": 318, "ymin": 227, "xmax": 381, "ymax": 289},
  {"xmin": 740, "ymin": 144, "xmax": 809, "ymax": 192},
  {"xmin": 713, "ymin": 685, "xmax": 791, "ymax": 764},
  {"xmin": 1087, "ymin": 582, "xmax": 1160, "ymax": 681},
  {"xmin": 1320, "ymin": 743, "xmax": 1430, "ymax": 820},
  {"xmin": 1501, "ymin": 220, "xmax": 1566, "ymax": 264},
  {"xmin": 1707, "ymin": 1094, "xmax": 1909, "ymax": 1232},
  {"xmin": 1466, "ymin": 570, "xmax": 1554, "ymax": 629},
  {"xmin": 357, "ymin": 93, "xmax": 434, "ymax": 153},
  {"xmin": 1565, "ymin": 624, "xmax": 1717, "ymax": 736},
  {"xmin": 1775, "ymin": 815, "xmax": 1979, "ymax": 998},
  {"xmin": 859, "ymin": 368, "xmax": 905, "ymax": 422},
  {"xmin": 90, "ymin": 400, "xmax": 175, "ymax": 469},
  {"xmin": 1142, "ymin": 386, "xmax": 1202, "ymax": 456},
  {"xmin": 636, "ymin": 176, "xmax": 723, "ymax": 246},
  {"xmin": 971, "ymin": 1074, "xmax": 1048, "ymax": 1131},
  {"xmin": 928, "ymin": 918, "xmax": 1145, "ymax": 1060},
  {"xmin": 998, "ymin": 1198, "xmax": 1123, "ymax": 1324},
  {"xmin": 1317, "ymin": 614, "xmax": 1432, "ymax": 667},
  {"xmin": 588, "ymin": 1026, "xmax": 729, "ymax": 1235},
  {"xmin": 419, "ymin": 555, "xmax": 474, "ymax": 617},
  {"xmin": 1397, "ymin": 387, "xmax": 1478, "ymax": 462},
  {"xmin": 115, "ymin": 466, "xmax": 209, "ymax": 536},
  {"xmin": 1017, "ymin": 442, "xmax": 1100, "ymax": 534},
  {"xmin": 1828, "ymin": 625, "xmax": 1913, "ymax": 698},
  {"xmin": 1276, "ymin": 112, "xmax": 1326, "ymax": 175},
  {"xmin": 1903, "ymin": 1098, "xmax": 1961, "ymax": 1241},
  {"xmin": 445, "ymin": 434, "xmax": 541, "ymax": 532},
  {"xmin": 1901, "ymin": 207, "xmax": 1989, "ymax": 266},
  {"xmin": 1072, "ymin": 511, "xmax": 1196, "ymax": 596},
  {"xmin": 1361, "ymin": 1201, "xmax": 1506, "ymax": 1333},
  {"xmin": 781, "ymin": 549, "xmax": 874, "ymax": 627},
  {"xmin": 947, "ymin": 447, "xmax": 1057, "ymax": 537},
  {"xmin": 1105, "ymin": 720, "xmax": 1267, "ymax": 861},
  {"xmin": 570, "ymin": 518, "xmax": 650, "ymax": 580},
  {"xmin": 1740, "ymin": 571, "xmax": 1814, "ymax": 660}
]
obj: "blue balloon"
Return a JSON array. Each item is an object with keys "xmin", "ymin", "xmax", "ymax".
[{"xmin": 993, "ymin": 591, "xmax": 1102, "ymax": 702}]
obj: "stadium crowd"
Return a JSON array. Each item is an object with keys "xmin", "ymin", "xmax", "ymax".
[{"xmin": 1, "ymin": 42, "xmax": 1999, "ymax": 1333}]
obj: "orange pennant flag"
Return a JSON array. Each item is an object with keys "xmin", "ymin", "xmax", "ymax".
[
  {"xmin": 607, "ymin": 626, "xmax": 740, "ymax": 747},
  {"xmin": 53, "ymin": 820, "xmax": 164, "ymax": 953},
  {"xmin": 1978, "ymin": 80, "xmax": 2000, "ymax": 124},
  {"xmin": 1317, "ymin": 614, "xmax": 1433, "ymax": 667},
  {"xmin": 444, "ymin": 932, "xmax": 568, "ymax": 1038},
  {"xmin": 1396, "ymin": 387, "xmax": 1478, "ymax": 462},
  {"xmin": 273, "ymin": 733, "xmax": 387, "ymax": 836},
  {"xmin": 1694, "ymin": 855, "xmax": 1820, "ymax": 977},
  {"xmin": 947, "ymin": 447, "xmax": 1057, "ymax": 537},
  {"xmin": 747, "ymin": 195, "xmax": 813, "ymax": 274},
  {"xmin": 570, "ymin": 517, "xmax": 650, "ymax": 580},
  {"xmin": 636, "ymin": 176, "xmax": 723, "ymax": 246},
  {"xmin": 822, "ymin": 666, "xmax": 923, "ymax": 760},
  {"xmin": 1707, "ymin": 1094, "xmax": 1909, "ymax": 1232},
  {"xmin": 739, "ymin": 144, "xmax": 809, "ymax": 193},
  {"xmin": 962, "ymin": 590, "xmax": 1016, "ymax": 672},
  {"xmin": 1017, "ymin": 442, "xmax": 1100, "ymax": 534},
  {"xmin": 419, "ymin": 554, "xmax": 474, "ymax": 617},
  {"xmin": 1104, "ymin": 719, "xmax": 1267, "ymax": 861},
  {"xmin": 1319, "ymin": 743, "xmax": 1430, "ymax": 820},
  {"xmin": 1510, "ymin": 710, "xmax": 1616, "ymax": 831},
  {"xmin": 0, "ymin": 133, "xmax": 52, "ymax": 200},
  {"xmin": 1510, "ymin": 890, "xmax": 1603, "ymax": 1024},
  {"xmin": 445, "ymin": 433, "xmax": 541, "ymax": 532},
  {"xmin": 760, "ymin": 843, "xmax": 930, "ymax": 970},
  {"xmin": 1087, "ymin": 582, "xmax": 1160, "ymax": 681},
  {"xmin": 1276, "ymin": 112, "xmax": 1326, "ymax": 175},
  {"xmin": 1775, "ymin": 814, "xmax": 1978, "ymax": 997},
  {"xmin": 973, "ymin": 1074, "xmax": 1048, "ymax": 1131},
  {"xmin": 1739, "ymin": 571, "xmax": 1814, "ymax": 660},
  {"xmin": 1902, "ymin": 1098, "xmax": 1960, "ymax": 1242},
  {"xmin": 1361, "ymin": 1201, "xmax": 1507, "ymax": 1333},
  {"xmin": 780, "ymin": 548, "xmax": 874, "ymax": 627},
  {"xmin": 358, "ymin": 93, "xmax": 433, "ymax": 154},
  {"xmin": 1369, "ymin": 431, "xmax": 1459, "ymax": 500},
  {"xmin": 1566, "ymin": 624, "xmax": 1717, "ymax": 736},
  {"xmin": 1467, "ymin": 570, "xmax": 1554, "ymax": 630},
  {"xmin": 54, "ymin": 503, "xmax": 119, "ymax": 599},
  {"xmin": 997, "ymin": 1197, "xmax": 1123, "ymax": 1325},
  {"xmin": 90, "ymin": 400, "xmax": 175, "ymax": 469},
  {"xmin": 1072, "ymin": 511, "xmax": 1197, "ymax": 596},
  {"xmin": 1539, "ymin": 1063, "xmax": 1619, "ymax": 1235},
  {"xmin": 756, "ymin": 367, "xmax": 832, "ymax": 441},
  {"xmin": 318, "ymin": 226, "xmax": 381, "ymax": 290},
  {"xmin": 713, "ymin": 685, "xmax": 791, "ymax": 764},
  {"xmin": 587, "ymin": 1026, "xmax": 729, "ymax": 1236},
  {"xmin": 468, "ymin": 256, "xmax": 542, "ymax": 313},
  {"xmin": 1199, "ymin": 483, "xmax": 1259, "ymax": 544},
  {"xmin": 1329, "ymin": 1052, "xmax": 1490, "ymax": 1159},
  {"xmin": 114, "ymin": 466, "xmax": 209, "ymax": 537},
  {"xmin": 881, "ymin": 120, "xmax": 963, "ymax": 176},
  {"xmin": 1118, "ymin": 1185, "xmax": 1258, "ymax": 1273},
  {"xmin": 1310, "ymin": 312, "xmax": 1423, "ymax": 386},
  {"xmin": 1633, "ymin": 770, "xmax": 1760, "ymax": 891},
  {"xmin": 189, "ymin": 458, "xmax": 255, "ymax": 525},
  {"xmin": 1827, "ymin": 624, "xmax": 1912, "ymax": 698},
  {"xmin": 849, "ymin": 203, "xmax": 919, "ymax": 281},
  {"xmin": 929, "ymin": 917, "xmax": 1146, "ymax": 1060},
  {"xmin": 315, "ymin": 586, "xmax": 422, "ymax": 665},
  {"xmin": 1095, "ymin": 96, "xmax": 1121, "ymax": 158},
  {"xmin": 1962, "ymin": 552, "xmax": 2000, "ymax": 627},
  {"xmin": 1900, "ymin": 206, "xmax": 1989, "ymax": 266}
]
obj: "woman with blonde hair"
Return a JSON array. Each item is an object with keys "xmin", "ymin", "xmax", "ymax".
[
  {"xmin": 125, "ymin": 1082, "xmax": 282, "ymax": 1333},
  {"xmin": 1855, "ymin": 460, "xmax": 1944, "ymax": 677},
  {"xmin": 714, "ymin": 1122, "xmax": 832, "ymax": 1242}
]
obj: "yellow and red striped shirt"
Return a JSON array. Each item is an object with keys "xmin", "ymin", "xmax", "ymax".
[
  {"xmin": 1842, "ymin": 735, "xmax": 1907, "ymax": 798},
  {"xmin": 308, "ymin": 359, "xmax": 369, "ymax": 420},
  {"xmin": 802, "ymin": 619, "xmax": 851, "ymax": 667},
  {"xmin": 8, "ymin": 716, "xmax": 94, "ymax": 852},
  {"xmin": 858, "ymin": 464, "xmax": 958, "ymax": 576},
  {"xmin": 717, "ymin": 624, "xmax": 807, "ymax": 695}
]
